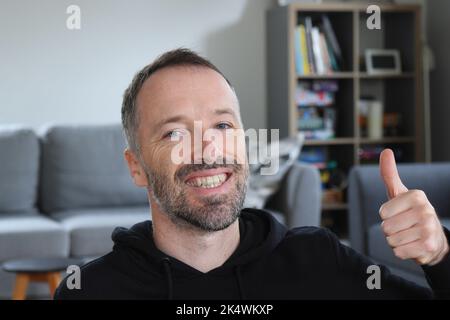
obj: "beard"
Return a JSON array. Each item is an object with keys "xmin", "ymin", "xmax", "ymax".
[{"xmin": 143, "ymin": 160, "xmax": 248, "ymax": 232}]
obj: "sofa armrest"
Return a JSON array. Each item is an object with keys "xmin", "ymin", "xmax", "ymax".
[{"xmin": 265, "ymin": 162, "xmax": 321, "ymax": 228}]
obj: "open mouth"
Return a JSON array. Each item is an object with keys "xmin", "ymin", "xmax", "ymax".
[{"xmin": 184, "ymin": 169, "xmax": 233, "ymax": 189}]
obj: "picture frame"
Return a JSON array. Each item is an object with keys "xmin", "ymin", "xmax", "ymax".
[{"xmin": 365, "ymin": 49, "xmax": 402, "ymax": 75}]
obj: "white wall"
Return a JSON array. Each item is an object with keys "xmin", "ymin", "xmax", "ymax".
[{"xmin": 0, "ymin": 0, "xmax": 272, "ymax": 130}]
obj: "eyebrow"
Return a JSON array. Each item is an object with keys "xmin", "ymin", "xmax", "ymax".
[
  {"xmin": 154, "ymin": 107, "xmax": 239, "ymax": 133},
  {"xmin": 214, "ymin": 107, "xmax": 238, "ymax": 120},
  {"xmin": 155, "ymin": 115, "xmax": 188, "ymax": 131}
]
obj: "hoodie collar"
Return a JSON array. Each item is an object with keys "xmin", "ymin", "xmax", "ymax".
[{"xmin": 111, "ymin": 208, "xmax": 288, "ymax": 278}]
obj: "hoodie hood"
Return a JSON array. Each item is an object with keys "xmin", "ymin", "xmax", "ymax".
[{"xmin": 110, "ymin": 208, "xmax": 287, "ymax": 299}]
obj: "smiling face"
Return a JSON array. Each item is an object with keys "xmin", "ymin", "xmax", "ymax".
[{"xmin": 126, "ymin": 65, "xmax": 249, "ymax": 232}]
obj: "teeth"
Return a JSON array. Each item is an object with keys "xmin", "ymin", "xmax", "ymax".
[{"xmin": 186, "ymin": 173, "xmax": 227, "ymax": 188}]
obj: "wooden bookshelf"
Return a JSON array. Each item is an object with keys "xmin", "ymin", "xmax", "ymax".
[
  {"xmin": 359, "ymin": 136, "xmax": 415, "ymax": 144},
  {"xmin": 297, "ymin": 72, "xmax": 355, "ymax": 79},
  {"xmin": 266, "ymin": 3, "xmax": 424, "ymax": 238},
  {"xmin": 303, "ymin": 137, "xmax": 356, "ymax": 146},
  {"xmin": 359, "ymin": 72, "xmax": 415, "ymax": 79}
]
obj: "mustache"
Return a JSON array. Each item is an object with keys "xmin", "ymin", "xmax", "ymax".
[{"xmin": 175, "ymin": 161, "xmax": 244, "ymax": 181}]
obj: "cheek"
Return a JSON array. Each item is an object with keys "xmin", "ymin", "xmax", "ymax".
[
  {"xmin": 143, "ymin": 144, "xmax": 179, "ymax": 180},
  {"xmin": 226, "ymin": 145, "xmax": 247, "ymax": 166},
  {"xmin": 223, "ymin": 134, "xmax": 247, "ymax": 164}
]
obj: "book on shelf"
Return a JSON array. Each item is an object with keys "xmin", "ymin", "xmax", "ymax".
[
  {"xmin": 294, "ymin": 24, "xmax": 311, "ymax": 76},
  {"xmin": 311, "ymin": 27, "xmax": 326, "ymax": 74},
  {"xmin": 294, "ymin": 26, "xmax": 303, "ymax": 75},
  {"xmin": 294, "ymin": 14, "xmax": 343, "ymax": 75},
  {"xmin": 319, "ymin": 31, "xmax": 332, "ymax": 73},
  {"xmin": 321, "ymin": 15, "xmax": 345, "ymax": 70},
  {"xmin": 299, "ymin": 24, "xmax": 311, "ymax": 75},
  {"xmin": 297, "ymin": 108, "xmax": 335, "ymax": 140},
  {"xmin": 299, "ymin": 150, "xmax": 347, "ymax": 194},
  {"xmin": 296, "ymin": 80, "xmax": 338, "ymax": 140},
  {"xmin": 304, "ymin": 17, "xmax": 317, "ymax": 74},
  {"xmin": 299, "ymin": 147, "xmax": 327, "ymax": 169},
  {"xmin": 295, "ymin": 82, "xmax": 335, "ymax": 107}
]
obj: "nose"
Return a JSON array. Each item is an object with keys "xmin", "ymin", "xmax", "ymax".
[
  {"xmin": 202, "ymin": 138, "xmax": 223, "ymax": 164},
  {"xmin": 192, "ymin": 129, "xmax": 224, "ymax": 165}
]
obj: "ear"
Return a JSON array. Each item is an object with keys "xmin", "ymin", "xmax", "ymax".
[{"xmin": 124, "ymin": 149, "xmax": 149, "ymax": 188}]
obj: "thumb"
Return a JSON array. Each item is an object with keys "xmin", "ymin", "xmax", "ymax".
[{"xmin": 379, "ymin": 149, "xmax": 408, "ymax": 199}]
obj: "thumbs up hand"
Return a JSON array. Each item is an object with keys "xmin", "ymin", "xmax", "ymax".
[{"xmin": 379, "ymin": 149, "xmax": 449, "ymax": 266}]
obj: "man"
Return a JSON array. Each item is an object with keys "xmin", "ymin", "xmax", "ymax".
[{"xmin": 55, "ymin": 48, "xmax": 450, "ymax": 299}]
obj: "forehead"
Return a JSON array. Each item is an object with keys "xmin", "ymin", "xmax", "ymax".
[{"xmin": 136, "ymin": 66, "xmax": 239, "ymax": 124}]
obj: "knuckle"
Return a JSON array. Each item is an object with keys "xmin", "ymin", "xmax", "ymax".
[
  {"xmin": 411, "ymin": 189, "xmax": 426, "ymax": 204},
  {"xmin": 379, "ymin": 205, "xmax": 387, "ymax": 219},
  {"xmin": 417, "ymin": 209, "xmax": 435, "ymax": 225},
  {"xmin": 421, "ymin": 222, "xmax": 435, "ymax": 236},
  {"xmin": 417, "ymin": 256, "xmax": 429, "ymax": 265},
  {"xmin": 393, "ymin": 247, "xmax": 404, "ymax": 259},
  {"xmin": 386, "ymin": 236, "xmax": 394, "ymax": 247},
  {"xmin": 423, "ymin": 239, "xmax": 438, "ymax": 253},
  {"xmin": 422, "ymin": 204, "xmax": 436, "ymax": 217},
  {"xmin": 382, "ymin": 222, "xmax": 390, "ymax": 235},
  {"xmin": 418, "ymin": 204, "xmax": 430, "ymax": 214}
]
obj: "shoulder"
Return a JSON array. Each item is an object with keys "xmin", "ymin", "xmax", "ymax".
[
  {"xmin": 281, "ymin": 226, "xmax": 340, "ymax": 258},
  {"xmin": 54, "ymin": 252, "xmax": 118, "ymax": 300},
  {"xmin": 286, "ymin": 225, "xmax": 336, "ymax": 243}
]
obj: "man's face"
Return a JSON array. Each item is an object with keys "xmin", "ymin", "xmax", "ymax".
[{"xmin": 133, "ymin": 66, "xmax": 249, "ymax": 232}]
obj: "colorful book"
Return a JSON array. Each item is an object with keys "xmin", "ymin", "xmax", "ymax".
[
  {"xmin": 321, "ymin": 14, "xmax": 344, "ymax": 70},
  {"xmin": 319, "ymin": 31, "xmax": 332, "ymax": 73},
  {"xmin": 325, "ymin": 35, "xmax": 339, "ymax": 71},
  {"xmin": 296, "ymin": 82, "xmax": 335, "ymax": 107},
  {"xmin": 304, "ymin": 17, "xmax": 316, "ymax": 74},
  {"xmin": 299, "ymin": 24, "xmax": 311, "ymax": 75},
  {"xmin": 294, "ymin": 26, "xmax": 304, "ymax": 75},
  {"xmin": 311, "ymin": 27, "xmax": 325, "ymax": 74}
]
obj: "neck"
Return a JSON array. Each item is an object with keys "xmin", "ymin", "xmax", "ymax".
[{"xmin": 151, "ymin": 204, "xmax": 240, "ymax": 273}]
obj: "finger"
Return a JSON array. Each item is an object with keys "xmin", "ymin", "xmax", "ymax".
[
  {"xmin": 381, "ymin": 207, "xmax": 422, "ymax": 236},
  {"xmin": 393, "ymin": 239, "xmax": 428, "ymax": 261},
  {"xmin": 379, "ymin": 190, "xmax": 424, "ymax": 220},
  {"xmin": 379, "ymin": 149, "xmax": 408, "ymax": 199},
  {"xmin": 386, "ymin": 226, "xmax": 422, "ymax": 248}
]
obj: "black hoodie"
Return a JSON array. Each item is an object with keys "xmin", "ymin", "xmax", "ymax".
[{"xmin": 54, "ymin": 209, "xmax": 450, "ymax": 299}]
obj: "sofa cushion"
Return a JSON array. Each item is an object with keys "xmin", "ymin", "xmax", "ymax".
[
  {"xmin": 0, "ymin": 127, "xmax": 39, "ymax": 213},
  {"xmin": 52, "ymin": 206, "xmax": 151, "ymax": 257},
  {"xmin": 39, "ymin": 124, "xmax": 148, "ymax": 213},
  {"xmin": 0, "ymin": 211, "xmax": 69, "ymax": 261},
  {"xmin": 368, "ymin": 218, "xmax": 450, "ymax": 276}
]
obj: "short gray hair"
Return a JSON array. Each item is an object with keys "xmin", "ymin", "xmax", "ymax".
[{"xmin": 121, "ymin": 48, "xmax": 232, "ymax": 153}]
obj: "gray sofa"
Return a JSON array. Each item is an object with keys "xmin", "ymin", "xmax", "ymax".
[
  {"xmin": 349, "ymin": 163, "xmax": 450, "ymax": 287},
  {"xmin": 0, "ymin": 124, "xmax": 321, "ymax": 298}
]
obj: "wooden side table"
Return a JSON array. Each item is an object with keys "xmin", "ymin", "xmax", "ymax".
[{"xmin": 2, "ymin": 258, "xmax": 83, "ymax": 300}]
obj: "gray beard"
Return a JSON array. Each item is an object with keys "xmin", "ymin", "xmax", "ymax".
[{"xmin": 144, "ymin": 163, "xmax": 248, "ymax": 232}]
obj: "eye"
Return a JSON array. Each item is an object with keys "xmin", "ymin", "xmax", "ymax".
[
  {"xmin": 164, "ymin": 129, "xmax": 187, "ymax": 140},
  {"xmin": 216, "ymin": 122, "xmax": 232, "ymax": 130}
]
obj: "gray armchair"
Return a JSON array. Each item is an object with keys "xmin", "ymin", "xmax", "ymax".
[
  {"xmin": 265, "ymin": 162, "xmax": 321, "ymax": 228},
  {"xmin": 348, "ymin": 163, "xmax": 450, "ymax": 286}
]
